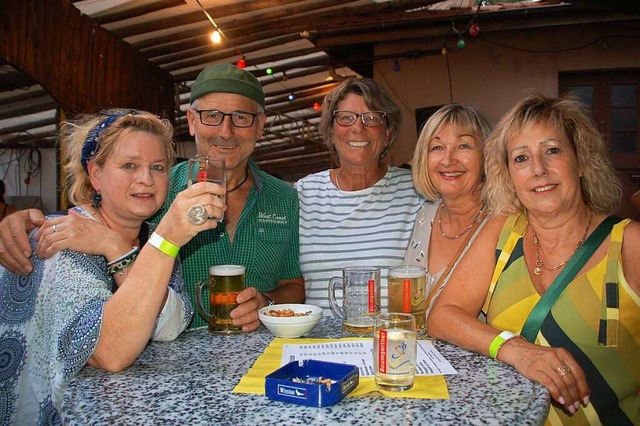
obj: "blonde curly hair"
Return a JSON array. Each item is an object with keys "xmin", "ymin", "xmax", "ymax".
[
  {"xmin": 60, "ymin": 110, "xmax": 175, "ymax": 206},
  {"xmin": 483, "ymin": 94, "xmax": 621, "ymax": 215}
]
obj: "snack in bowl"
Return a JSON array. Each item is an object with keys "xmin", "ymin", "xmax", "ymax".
[{"xmin": 258, "ymin": 304, "xmax": 322, "ymax": 338}]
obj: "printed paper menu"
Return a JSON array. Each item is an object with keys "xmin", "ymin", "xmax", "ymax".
[{"xmin": 281, "ymin": 340, "xmax": 457, "ymax": 378}]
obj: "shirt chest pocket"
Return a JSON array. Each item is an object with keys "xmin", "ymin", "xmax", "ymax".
[{"xmin": 252, "ymin": 227, "xmax": 291, "ymax": 284}]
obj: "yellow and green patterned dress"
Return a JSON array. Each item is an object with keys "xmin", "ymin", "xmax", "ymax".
[{"xmin": 483, "ymin": 213, "xmax": 639, "ymax": 425}]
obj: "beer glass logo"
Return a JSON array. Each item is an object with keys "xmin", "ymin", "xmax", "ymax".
[
  {"xmin": 389, "ymin": 341, "xmax": 411, "ymax": 372},
  {"xmin": 412, "ymin": 286, "xmax": 424, "ymax": 307},
  {"xmin": 378, "ymin": 329, "xmax": 412, "ymax": 374},
  {"xmin": 368, "ymin": 279, "xmax": 375, "ymax": 313},
  {"xmin": 402, "ymin": 279, "xmax": 411, "ymax": 312}
]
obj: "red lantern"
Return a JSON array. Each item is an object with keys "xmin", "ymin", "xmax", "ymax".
[{"xmin": 469, "ymin": 22, "xmax": 480, "ymax": 37}]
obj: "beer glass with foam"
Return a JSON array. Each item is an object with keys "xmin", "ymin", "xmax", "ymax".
[
  {"xmin": 387, "ymin": 265, "xmax": 427, "ymax": 337},
  {"xmin": 195, "ymin": 265, "xmax": 245, "ymax": 334}
]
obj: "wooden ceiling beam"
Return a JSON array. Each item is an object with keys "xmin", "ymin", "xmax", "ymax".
[
  {"xmin": 164, "ymin": 46, "xmax": 320, "ymax": 73},
  {"xmin": 0, "ymin": 117, "xmax": 56, "ymax": 136},
  {"xmin": 173, "ymin": 52, "xmax": 330, "ymax": 81},
  {"xmin": 266, "ymin": 81, "xmax": 338, "ymax": 98},
  {"xmin": 93, "ymin": 0, "xmax": 186, "ymax": 25},
  {"xmin": 113, "ymin": 0, "xmax": 303, "ymax": 38},
  {"xmin": 128, "ymin": 0, "xmax": 360, "ymax": 54},
  {"xmin": 0, "ymin": 98, "xmax": 57, "ymax": 120},
  {"xmin": 148, "ymin": 33, "xmax": 301, "ymax": 66}
]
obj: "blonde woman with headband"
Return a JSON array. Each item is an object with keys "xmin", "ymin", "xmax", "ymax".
[{"xmin": 0, "ymin": 110, "xmax": 225, "ymax": 424}]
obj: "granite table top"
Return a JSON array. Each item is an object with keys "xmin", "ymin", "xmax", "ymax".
[{"xmin": 61, "ymin": 317, "xmax": 549, "ymax": 425}]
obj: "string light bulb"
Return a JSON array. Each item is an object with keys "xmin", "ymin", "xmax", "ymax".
[
  {"xmin": 313, "ymin": 102, "xmax": 321, "ymax": 111},
  {"xmin": 469, "ymin": 22, "xmax": 480, "ymax": 37},
  {"xmin": 288, "ymin": 92, "xmax": 295, "ymax": 101},
  {"xmin": 210, "ymin": 30, "xmax": 222, "ymax": 44},
  {"xmin": 266, "ymin": 67, "xmax": 273, "ymax": 75},
  {"xmin": 457, "ymin": 37, "xmax": 466, "ymax": 49},
  {"xmin": 441, "ymin": 46, "xmax": 448, "ymax": 56},
  {"xmin": 393, "ymin": 59, "xmax": 400, "ymax": 72},
  {"xmin": 236, "ymin": 58, "xmax": 246, "ymax": 68}
]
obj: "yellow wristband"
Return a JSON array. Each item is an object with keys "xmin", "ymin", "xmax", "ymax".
[
  {"xmin": 489, "ymin": 331, "xmax": 515, "ymax": 359},
  {"xmin": 148, "ymin": 232, "xmax": 179, "ymax": 258}
]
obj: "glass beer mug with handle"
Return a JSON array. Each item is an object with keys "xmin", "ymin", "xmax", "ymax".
[
  {"xmin": 328, "ymin": 266, "xmax": 381, "ymax": 337},
  {"xmin": 195, "ymin": 265, "xmax": 246, "ymax": 334}
]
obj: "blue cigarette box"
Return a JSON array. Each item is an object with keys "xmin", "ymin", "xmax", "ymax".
[{"xmin": 265, "ymin": 360, "xmax": 359, "ymax": 407}]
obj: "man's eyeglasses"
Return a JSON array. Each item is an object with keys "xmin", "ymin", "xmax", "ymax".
[
  {"xmin": 192, "ymin": 109, "xmax": 259, "ymax": 128},
  {"xmin": 333, "ymin": 110, "xmax": 387, "ymax": 127}
]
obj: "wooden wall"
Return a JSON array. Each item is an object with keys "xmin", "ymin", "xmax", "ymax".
[{"xmin": 0, "ymin": 0, "xmax": 175, "ymax": 118}]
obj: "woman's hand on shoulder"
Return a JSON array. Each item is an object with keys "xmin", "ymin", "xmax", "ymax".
[
  {"xmin": 36, "ymin": 210, "xmax": 129, "ymax": 260},
  {"xmin": 155, "ymin": 181, "xmax": 226, "ymax": 247},
  {"xmin": 501, "ymin": 339, "xmax": 590, "ymax": 415}
]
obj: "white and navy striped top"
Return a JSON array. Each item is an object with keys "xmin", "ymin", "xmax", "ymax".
[{"xmin": 295, "ymin": 167, "xmax": 424, "ymax": 315}]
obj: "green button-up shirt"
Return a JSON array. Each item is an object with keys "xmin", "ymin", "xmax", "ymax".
[{"xmin": 151, "ymin": 159, "xmax": 301, "ymax": 328}]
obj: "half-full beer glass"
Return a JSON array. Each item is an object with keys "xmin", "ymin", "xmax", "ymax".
[
  {"xmin": 195, "ymin": 265, "xmax": 245, "ymax": 334},
  {"xmin": 387, "ymin": 265, "xmax": 427, "ymax": 337}
]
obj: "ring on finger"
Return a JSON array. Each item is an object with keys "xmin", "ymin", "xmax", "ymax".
[
  {"xmin": 187, "ymin": 205, "xmax": 208, "ymax": 226},
  {"xmin": 52, "ymin": 224, "xmax": 58, "ymax": 233},
  {"xmin": 556, "ymin": 364, "xmax": 571, "ymax": 377}
]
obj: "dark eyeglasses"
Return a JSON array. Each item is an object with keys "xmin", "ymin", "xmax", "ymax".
[
  {"xmin": 192, "ymin": 109, "xmax": 259, "ymax": 128},
  {"xmin": 333, "ymin": 110, "xmax": 387, "ymax": 127}
]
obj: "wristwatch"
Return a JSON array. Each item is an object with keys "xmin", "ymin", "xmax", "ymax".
[{"xmin": 262, "ymin": 293, "xmax": 275, "ymax": 307}]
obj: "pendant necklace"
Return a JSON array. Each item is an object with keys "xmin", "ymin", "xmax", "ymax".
[{"xmin": 532, "ymin": 209, "xmax": 594, "ymax": 276}]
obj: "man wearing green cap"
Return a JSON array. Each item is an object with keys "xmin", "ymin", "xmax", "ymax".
[{"xmin": 0, "ymin": 63, "xmax": 305, "ymax": 331}]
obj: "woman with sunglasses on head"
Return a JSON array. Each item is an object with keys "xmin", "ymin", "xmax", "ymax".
[
  {"xmin": 0, "ymin": 110, "xmax": 225, "ymax": 424},
  {"xmin": 295, "ymin": 78, "xmax": 423, "ymax": 314}
]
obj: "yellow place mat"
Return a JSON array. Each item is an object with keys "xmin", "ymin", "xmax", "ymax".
[{"xmin": 233, "ymin": 338, "xmax": 449, "ymax": 399}]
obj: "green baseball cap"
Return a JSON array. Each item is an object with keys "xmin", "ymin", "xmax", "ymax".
[{"xmin": 190, "ymin": 63, "xmax": 265, "ymax": 107}]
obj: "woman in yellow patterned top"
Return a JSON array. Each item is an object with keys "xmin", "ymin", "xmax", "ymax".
[{"xmin": 428, "ymin": 94, "xmax": 639, "ymax": 425}]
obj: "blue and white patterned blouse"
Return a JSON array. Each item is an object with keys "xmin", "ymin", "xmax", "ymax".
[{"xmin": 0, "ymin": 207, "xmax": 193, "ymax": 425}]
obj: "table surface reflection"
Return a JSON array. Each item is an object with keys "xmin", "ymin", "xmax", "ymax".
[{"xmin": 61, "ymin": 317, "xmax": 549, "ymax": 425}]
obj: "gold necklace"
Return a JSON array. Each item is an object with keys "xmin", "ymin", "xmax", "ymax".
[
  {"xmin": 438, "ymin": 203, "xmax": 485, "ymax": 240},
  {"xmin": 532, "ymin": 209, "xmax": 594, "ymax": 276}
]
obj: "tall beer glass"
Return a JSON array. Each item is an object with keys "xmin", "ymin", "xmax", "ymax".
[{"xmin": 387, "ymin": 265, "xmax": 427, "ymax": 337}]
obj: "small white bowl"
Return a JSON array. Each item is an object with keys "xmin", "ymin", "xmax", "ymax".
[{"xmin": 258, "ymin": 304, "xmax": 323, "ymax": 338}]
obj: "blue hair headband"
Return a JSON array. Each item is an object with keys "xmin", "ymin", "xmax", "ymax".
[{"xmin": 81, "ymin": 110, "xmax": 137, "ymax": 173}]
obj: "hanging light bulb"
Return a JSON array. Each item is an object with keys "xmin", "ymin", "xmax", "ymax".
[
  {"xmin": 313, "ymin": 102, "xmax": 321, "ymax": 111},
  {"xmin": 288, "ymin": 92, "xmax": 295, "ymax": 101},
  {"xmin": 393, "ymin": 59, "xmax": 400, "ymax": 72},
  {"xmin": 457, "ymin": 37, "xmax": 466, "ymax": 49},
  {"xmin": 210, "ymin": 30, "xmax": 222, "ymax": 44},
  {"xmin": 266, "ymin": 67, "xmax": 273, "ymax": 75},
  {"xmin": 441, "ymin": 46, "xmax": 448, "ymax": 56},
  {"xmin": 236, "ymin": 58, "xmax": 246, "ymax": 69}
]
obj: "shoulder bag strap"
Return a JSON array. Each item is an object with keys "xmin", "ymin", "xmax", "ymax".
[{"xmin": 520, "ymin": 215, "xmax": 621, "ymax": 342}]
